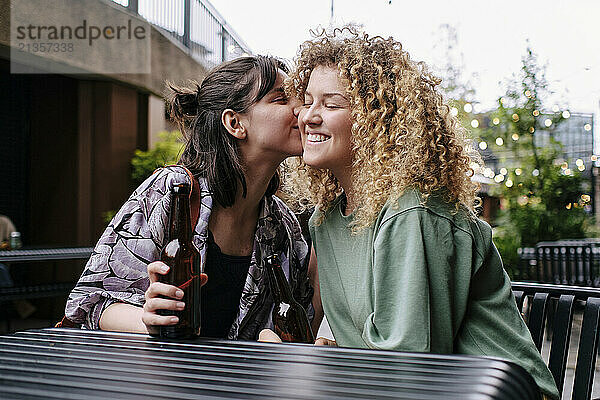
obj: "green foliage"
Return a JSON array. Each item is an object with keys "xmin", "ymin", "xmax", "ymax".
[
  {"xmin": 491, "ymin": 218, "xmax": 521, "ymax": 277},
  {"xmin": 102, "ymin": 210, "xmax": 117, "ymax": 223},
  {"xmin": 471, "ymin": 47, "xmax": 593, "ymax": 271},
  {"xmin": 131, "ymin": 131, "xmax": 184, "ymax": 187}
]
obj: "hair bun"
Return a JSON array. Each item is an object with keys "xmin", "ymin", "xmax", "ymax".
[{"xmin": 167, "ymin": 82, "xmax": 200, "ymax": 124}]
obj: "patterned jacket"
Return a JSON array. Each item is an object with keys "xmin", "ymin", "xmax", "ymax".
[{"xmin": 65, "ymin": 166, "xmax": 313, "ymax": 340}]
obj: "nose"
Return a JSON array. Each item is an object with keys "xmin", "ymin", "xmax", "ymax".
[{"xmin": 301, "ymin": 103, "xmax": 321, "ymax": 126}]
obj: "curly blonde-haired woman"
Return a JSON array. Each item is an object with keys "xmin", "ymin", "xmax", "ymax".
[{"xmin": 283, "ymin": 28, "xmax": 558, "ymax": 399}]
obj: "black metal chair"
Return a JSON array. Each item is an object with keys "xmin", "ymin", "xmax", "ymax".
[{"xmin": 512, "ymin": 282, "xmax": 600, "ymax": 400}]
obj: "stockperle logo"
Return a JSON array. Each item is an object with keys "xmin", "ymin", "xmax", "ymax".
[{"xmin": 11, "ymin": 0, "xmax": 151, "ymax": 74}]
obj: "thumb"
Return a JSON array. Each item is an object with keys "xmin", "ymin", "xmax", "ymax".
[{"xmin": 258, "ymin": 329, "xmax": 282, "ymax": 343}]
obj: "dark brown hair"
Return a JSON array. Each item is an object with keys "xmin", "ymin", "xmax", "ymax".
[{"xmin": 168, "ymin": 55, "xmax": 288, "ymax": 207}]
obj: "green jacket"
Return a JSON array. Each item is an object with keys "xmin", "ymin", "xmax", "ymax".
[{"xmin": 309, "ymin": 189, "xmax": 558, "ymax": 399}]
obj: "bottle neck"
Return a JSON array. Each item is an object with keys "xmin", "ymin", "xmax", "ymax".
[
  {"xmin": 169, "ymin": 189, "xmax": 192, "ymax": 243},
  {"xmin": 266, "ymin": 256, "xmax": 293, "ymax": 303}
]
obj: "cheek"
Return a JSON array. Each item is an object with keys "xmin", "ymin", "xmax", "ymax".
[{"xmin": 331, "ymin": 114, "xmax": 353, "ymax": 141}]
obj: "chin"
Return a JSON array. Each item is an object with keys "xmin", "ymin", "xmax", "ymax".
[{"xmin": 302, "ymin": 155, "xmax": 324, "ymax": 169}]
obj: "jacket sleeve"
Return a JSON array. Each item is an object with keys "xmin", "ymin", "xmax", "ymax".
[
  {"xmin": 455, "ymin": 221, "xmax": 559, "ymax": 400},
  {"xmin": 362, "ymin": 209, "xmax": 455, "ymax": 352},
  {"xmin": 64, "ymin": 170, "xmax": 175, "ymax": 329}
]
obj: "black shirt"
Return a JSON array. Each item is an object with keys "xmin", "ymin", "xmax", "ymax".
[{"xmin": 200, "ymin": 231, "xmax": 251, "ymax": 338}]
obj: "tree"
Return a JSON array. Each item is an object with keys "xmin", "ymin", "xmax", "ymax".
[
  {"xmin": 473, "ymin": 47, "xmax": 592, "ymax": 272},
  {"xmin": 131, "ymin": 130, "xmax": 184, "ymax": 186}
]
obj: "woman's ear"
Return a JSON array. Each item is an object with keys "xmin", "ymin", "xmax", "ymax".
[{"xmin": 221, "ymin": 109, "xmax": 246, "ymax": 139}]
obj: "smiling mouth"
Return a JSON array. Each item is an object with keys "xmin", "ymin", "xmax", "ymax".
[{"xmin": 307, "ymin": 133, "xmax": 331, "ymax": 142}]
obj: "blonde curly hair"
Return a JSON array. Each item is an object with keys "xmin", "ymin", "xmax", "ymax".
[{"xmin": 283, "ymin": 26, "xmax": 481, "ymax": 232}]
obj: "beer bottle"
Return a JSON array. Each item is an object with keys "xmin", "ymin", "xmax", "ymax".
[
  {"xmin": 265, "ymin": 254, "xmax": 315, "ymax": 343},
  {"xmin": 157, "ymin": 183, "xmax": 201, "ymax": 339}
]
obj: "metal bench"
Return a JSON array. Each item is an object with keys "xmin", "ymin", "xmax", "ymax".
[{"xmin": 512, "ymin": 282, "xmax": 600, "ymax": 400}]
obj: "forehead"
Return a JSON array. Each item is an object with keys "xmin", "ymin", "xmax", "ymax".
[
  {"xmin": 306, "ymin": 65, "xmax": 345, "ymax": 93},
  {"xmin": 272, "ymin": 69, "xmax": 288, "ymax": 87}
]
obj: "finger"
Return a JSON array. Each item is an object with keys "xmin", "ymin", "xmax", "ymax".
[
  {"xmin": 146, "ymin": 282, "xmax": 184, "ymax": 301},
  {"xmin": 144, "ymin": 297, "xmax": 185, "ymax": 313},
  {"xmin": 314, "ymin": 338, "xmax": 337, "ymax": 346},
  {"xmin": 142, "ymin": 311, "xmax": 179, "ymax": 327},
  {"xmin": 147, "ymin": 261, "xmax": 169, "ymax": 283},
  {"xmin": 200, "ymin": 273, "xmax": 208, "ymax": 287},
  {"xmin": 258, "ymin": 329, "xmax": 282, "ymax": 343}
]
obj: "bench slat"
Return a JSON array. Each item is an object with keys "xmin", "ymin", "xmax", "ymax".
[
  {"xmin": 572, "ymin": 297, "xmax": 600, "ymax": 400},
  {"xmin": 548, "ymin": 294, "xmax": 574, "ymax": 394},
  {"xmin": 528, "ymin": 292, "xmax": 549, "ymax": 351},
  {"xmin": 513, "ymin": 291, "xmax": 525, "ymax": 312}
]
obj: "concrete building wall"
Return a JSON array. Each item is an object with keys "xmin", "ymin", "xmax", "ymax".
[{"xmin": 148, "ymin": 94, "xmax": 166, "ymax": 148}]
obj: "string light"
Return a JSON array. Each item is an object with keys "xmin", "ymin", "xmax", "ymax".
[
  {"xmin": 464, "ymin": 103, "xmax": 473, "ymax": 113},
  {"xmin": 505, "ymin": 179, "xmax": 514, "ymax": 187},
  {"xmin": 544, "ymin": 119, "xmax": 553, "ymax": 127},
  {"xmin": 479, "ymin": 141, "xmax": 488, "ymax": 150},
  {"xmin": 471, "ymin": 119, "xmax": 479, "ymax": 128},
  {"xmin": 578, "ymin": 165, "xmax": 586, "ymax": 171},
  {"xmin": 561, "ymin": 162, "xmax": 569, "ymax": 170},
  {"xmin": 584, "ymin": 124, "xmax": 592, "ymax": 131},
  {"xmin": 576, "ymin": 159, "xmax": 584, "ymax": 167},
  {"xmin": 515, "ymin": 168, "xmax": 522, "ymax": 176},
  {"xmin": 582, "ymin": 194, "xmax": 591, "ymax": 203},
  {"xmin": 562, "ymin": 110, "xmax": 570, "ymax": 119},
  {"xmin": 450, "ymin": 107, "xmax": 459, "ymax": 117},
  {"xmin": 512, "ymin": 133, "xmax": 520, "ymax": 141},
  {"xmin": 529, "ymin": 127, "xmax": 535, "ymax": 133},
  {"xmin": 592, "ymin": 155, "xmax": 598, "ymax": 162},
  {"xmin": 496, "ymin": 137, "xmax": 504, "ymax": 146},
  {"xmin": 495, "ymin": 174, "xmax": 505, "ymax": 183},
  {"xmin": 564, "ymin": 168, "xmax": 572, "ymax": 175},
  {"xmin": 512, "ymin": 113, "xmax": 519, "ymax": 122},
  {"xmin": 532, "ymin": 169, "xmax": 540, "ymax": 176},
  {"xmin": 525, "ymin": 90, "xmax": 532, "ymax": 97},
  {"xmin": 552, "ymin": 105, "xmax": 560, "ymax": 112},
  {"xmin": 532, "ymin": 110, "xmax": 540, "ymax": 116},
  {"xmin": 493, "ymin": 117, "xmax": 500, "ymax": 125}
]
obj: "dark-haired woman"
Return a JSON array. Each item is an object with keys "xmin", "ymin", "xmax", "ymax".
[{"xmin": 64, "ymin": 56, "xmax": 314, "ymax": 340}]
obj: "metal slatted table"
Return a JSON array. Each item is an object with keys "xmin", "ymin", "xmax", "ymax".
[{"xmin": 0, "ymin": 328, "xmax": 541, "ymax": 399}]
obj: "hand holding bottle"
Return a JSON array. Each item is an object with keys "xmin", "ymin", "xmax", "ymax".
[{"xmin": 143, "ymin": 261, "xmax": 208, "ymax": 335}]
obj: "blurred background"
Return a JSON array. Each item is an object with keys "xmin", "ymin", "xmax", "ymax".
[{"xmin": 0, "ymin": 0, "xmax": 599, "ymax": 355}]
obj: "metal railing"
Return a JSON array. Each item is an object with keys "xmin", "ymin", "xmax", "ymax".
[
  {"xmin": 516, "ymin": 240, "xmax": 600, "ymax": 287},
  {"xmin": 111, "ymin": 0, "xmax": 251, "ymax": 69}
]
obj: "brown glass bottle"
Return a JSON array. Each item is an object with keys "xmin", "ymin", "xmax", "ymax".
[
  {"xmin": 157, "ymin": 183, "xmax": 201, "ymax": 339},
  {"xmin": 265, "ymin": 254, "xmax": 315, "ymax": 343}
]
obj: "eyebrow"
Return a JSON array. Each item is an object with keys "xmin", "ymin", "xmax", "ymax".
[
  {"xmin": 304, "ymin": 91, "xmax": 348, "ymax": 101},
  {"xmin": 271, "ymin": 87, "xmax": 285, "ymax": 95}
]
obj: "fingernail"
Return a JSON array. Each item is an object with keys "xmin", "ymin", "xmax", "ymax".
[
  {"xmin": 170, "ymin": 317, "xmax": 178, "ymax": 323},
  {"xmin": 176, "ymin": 302, "xmax": 185, "ymax": 309},
  {"xmin": 160, "ymin": 265, "xmax": 169, "ymax": 273},
  {"xmin": 175, "ymin": 290, "xmax": 184, "ymax": 298}
]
